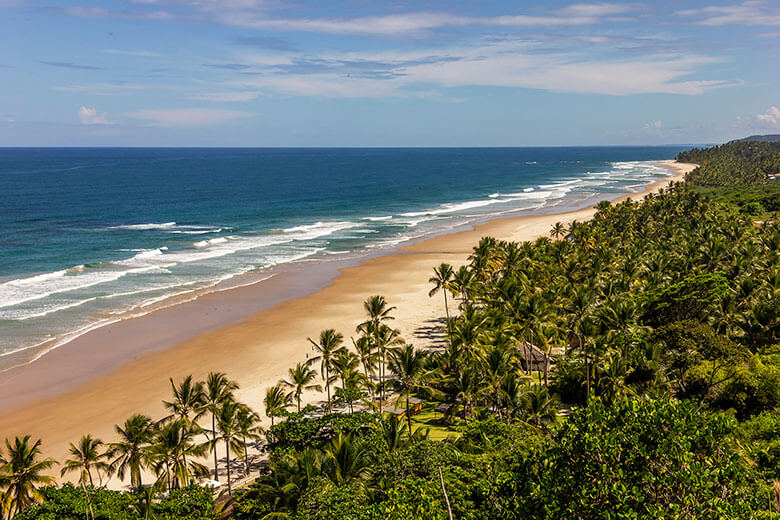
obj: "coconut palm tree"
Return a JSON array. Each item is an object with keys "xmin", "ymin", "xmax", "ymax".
[
  {"xmin": 148, "ymin": 419, "xmax": 208, "ymax": 490},
  {"xmin": 282, "ymin": 363, "xmax": 322, "ymax": 413},
  {"xmin": 199, "ymin": 372, "xmax": 238, "ymax": 480},
  {"xmin": 264, "ymin": 384, "xmax": 291, "ymax": 427},
  {"xmin": 358, "ymin": 295, "xmax": 396, "ymax": 335},
  {"xmin": 387, "ymin": 345, "xmax": 433, "ymax": 437},
  {"xmin": 236, "ymin": 404, "xmax": 262, "ymax": 476},
  {"xmin": 0, "ymin": 436, "xmax": 56, "ymax": 517},
  {"xmin": 307, "ymin": 329, "xmax": 345, "ymax": 412},
  {"xmin": 108, "ymin": 414, "xmax": 155, "ymax": 490},
  {"xmin": 352, "ymin": 334, "xmax": 377, "ymax": 398},
  {"xmin": 378, "ymin": 413, "xmax": 408, "ymax": 453},
  {"xmin": 373, "ymin": 324, "xmax": 404, "ymax": 409},
  {"xmin": 429, "ymin": 263, "xmax": 455, "ymax": 341},
  {"xmin": 323, "ymin": 433, "xmax": 371, "ymax": 486},
  {"xmin": 215, "ymin": 400, "xmax": 245, "ymax": 494},
  {"xmin": 60, "ymin": 434, "xmax": 109, "ymax": 487},
  {"xmin": 163, "ymin": 375, "xmax": 205, "ymax": 425}
]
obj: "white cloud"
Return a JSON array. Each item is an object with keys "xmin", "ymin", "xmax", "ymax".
[
  {"xmin": 56, "ymin": 3, "xmax": 635, "ymax": 36},
  {"xmin": 231, "ymin": 39, "xmax": 731, "ymax": 98},
  {"xmin": 128, "ymin": 108, "xmax": 250, "ymax": 127},
  {"xmin": 757, "ymin": 106, "xmax": 780, "ymax": 125},
  {"xmin": 677, "ymin": 1, "xmax": 780, "ymax": 26},
  {"xmin": 78, "ymin": 106, "xmax": 114, "ymax": 125},
  {"xmin": 190, "ymin": 91, "xmax": 262, "ymax": 102}
]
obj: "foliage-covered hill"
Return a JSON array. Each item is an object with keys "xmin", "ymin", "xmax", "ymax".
[
  {"xmin": 731, "ymin": 134, "xmax": 780, "ymax": 143},
  {"xmin": 677, "ymin": 140, "xmax": 780, "ymax": 186}
]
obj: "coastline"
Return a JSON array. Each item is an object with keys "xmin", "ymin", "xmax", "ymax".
[{"xmin": 0, "ymin": 160, "xmax": 694, "ymax": 472}]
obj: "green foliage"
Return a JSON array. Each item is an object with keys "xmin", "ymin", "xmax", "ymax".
[
  {"xmin": 498, "ymin": 398, "xmax": 760, "ymax": 519},
  {"xmin": 642, "ymin": 273, "xmax": 730, "ymax": 326},
  {"xmin": 13, "ymin": 484, "xmax": 216, "ymax": 520},
  {"xmin": 692, "ymin": 183, "xmax": 780, "ymax": 217},
  {"xmin": 677, "ymin": 140, "xmax": 780, "ymax": 186},
  {"xmin": 266, "ymin": 411, "xmax": 378, "ymax": 452}
]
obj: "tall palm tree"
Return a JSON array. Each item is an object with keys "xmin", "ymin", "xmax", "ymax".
[
  {"xmin": 0, "ymin": 436, "xmax": 56, "ymax": 517},
  {"xmin": 149, "ymin": 419, "xmax": 208, "ymax": 490},
  {"xmin": 61, "ymin": 434, "xmax": 109, "ymax": 518},
  {"xmin": 108, "ymin": 414, "xmax": 155, "ymax": 490},
  {"xmin": 352, "ymin": 334, "xmax": 377, "ymax": 399},
  {"xmin": 235, "ymin": 404, "xmax": 262, "ymax": 476},
  {"xmin": 282, "ymin": 363, "xmax": 322, "ymax": 413},
  {"xmin": 215, "ymin": 400, "xmax": 245, "ymax": 494},
  {"xmin": 373, "ymin": 324, "xmax": 404, "ymax": 409},
  {"xmin": 429, "ymin": 263, "xmax": 455, "ymax": 342},
  {"xmin": 307, "ymin": 329, "xmax": 345, "ymax": 412},
  {"xmin": 199, "ymin": 372, "xmax": 238, "ymax": 480},
  {"xmin": 388, "ymin": 345, "xmax": 433, "ymax": 437},
  {"xmin": 358, "ymin": 295, "xmax": 396, "ymax": 334},
  {"xmin": 60, "ymin": 434, "xmax": 109, "ymax": 487},
  {"xmin": 163, "ymin": 375, "xmax": 205, "ymax": 425},
  {"xmin": 264, "ymin": 384, "xmax": 291, "ymax": 427}
]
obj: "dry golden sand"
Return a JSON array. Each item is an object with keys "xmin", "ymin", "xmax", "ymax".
[{"xmin": 0, "ymin": 161, "xmax": 694, "ymax": 481}]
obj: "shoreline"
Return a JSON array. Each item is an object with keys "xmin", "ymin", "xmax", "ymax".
[{"xmin": 0, "ymin": 160, "xmax": 694, "ymax": 471}]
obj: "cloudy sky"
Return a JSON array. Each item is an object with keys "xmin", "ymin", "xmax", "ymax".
[{"xmin": 1, "ymin": 0, "xmax": 779, "ymax": 146}]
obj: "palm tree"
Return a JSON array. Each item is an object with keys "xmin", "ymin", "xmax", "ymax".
[
  {"xmin": 307, "ymin": 329, "xmax": 345, "ymax": 412},
  {"xmin": 523, "ymin": 385, "xmax": 559, "ymax": 428},
  {"xmin": 60, "ymin": 434, "xmax": 109, "ymax": 487},
  {"xmin": 235, "ymin": 405, "xmax": 262, "ymax": 476},
  {"xmin": 373, "ymin": 324, "xmax": 404, "ymax": 409},
  {"xmin": 352, "ymin": 334, "xmax": 377, "ymax": 399},
  {"xmin": 0, "ymin": 436, "xmax": 56, "ymax": 517},
  {"xmin": 451, "ymin": 366, "xmax": 480, "ymax": 425},
  {"xmin": 358, "ymin": 295, "xmax": 396, "ymax": 335},
  {"xmin": 163, "ymin": 375, "xmax": 205, "ymax": 425},
  {"xmin": 264, "ymin": 384, "xmax": 291, "ymax": 427},
  {"xmin": 323, "ymin": 433, "xmax": 371, "ymax": 486},
  {"xmin": 108, "ymin": 414, "xmax": 155, "ymax": 490},
  {"xmin": 282, "ymin": 363, "xmax": 322, "ymax": 413},
  {"xmin": 550, "ymin": 221, "xmax": 566, "ymax": 239},
  {"xmin": 199, "ymin": 372, "xmax": 238, "ymax": 480},
  {"xmin": 429, "ymin": 263, "xmax": 455, "ymax": 342},
  {"xmin": 378, "ymin": 413, "xmax": 408, "ymax": 453},
  {"xmin": 388, "ymin": 345, "xmax": 433, "ymax": 437},
  {"xmin": 215, "ymin": 400, "xmax": 245, "ymax": 494},
  {"xmin": 149, "ymin": 419, "xmax": 208, "ymax": 490},
  {"xmin": 60, "ymin": 433, "xmax": 109, "ymax": 518}
]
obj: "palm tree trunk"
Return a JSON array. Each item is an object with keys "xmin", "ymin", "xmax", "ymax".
[
  {"xmin": 212, "ymin": 413, "xmax": 219, "ymax": 479},
  {"xmin": 325, "ymin": 365, "xmax": 331, "ymax": 412},
  {"xmin": 443, "ymin": 291, "xmax": 452, "ymax": 345},
  {"xmin": 243, "ymin": 435, "xmax": 249, "ymax": 476},
  {"xmin": 225, "ymin": 440, "xmax": 232, "ymax": 494},
  {"xmin": 406, "ymin": 394, "xmax": 413, "ymax": 438}
]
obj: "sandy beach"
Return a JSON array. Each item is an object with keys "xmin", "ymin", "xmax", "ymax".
[{"xmin": 0, "ymin": 160, "xmax": 694, "ymax": 478}]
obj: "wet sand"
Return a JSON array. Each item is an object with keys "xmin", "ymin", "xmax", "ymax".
[{"xmin": 0, "ymin": 160, "xmax": 694, "ymax": 477}]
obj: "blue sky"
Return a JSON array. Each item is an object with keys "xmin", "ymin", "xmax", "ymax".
[{"xmin": 1, "ymin": 0, "xmax": 780, "ymax": 146}]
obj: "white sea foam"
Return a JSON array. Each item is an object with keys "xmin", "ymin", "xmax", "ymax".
[
  {"xmin": 0, "ymin": 265, "xmax": 164, "ymax": 310},
  {"xmin": 109, "ymin": 222, "xmax": 178, "ymax": 231},
  {"xmin": 363, "ymin": 216, "xmax": 393, "ymax": 221}
]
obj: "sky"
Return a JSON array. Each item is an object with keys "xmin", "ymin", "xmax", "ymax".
[{"xmin": 1, "ymin": 0, "xmax": 780, "ymax": 146}]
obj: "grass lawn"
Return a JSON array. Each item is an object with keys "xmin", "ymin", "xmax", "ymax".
[{"xmin": 409, "ymin": 402, "xmax": 463, "ymax": 441}]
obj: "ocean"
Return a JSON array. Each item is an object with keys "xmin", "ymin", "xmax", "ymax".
[{"xmin": 0, "ymin": 146, "xmax": 687, "ymax": 369}]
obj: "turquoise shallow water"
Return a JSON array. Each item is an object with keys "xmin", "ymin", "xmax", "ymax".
[{"xmin": 0, "ymin": 147, "xmax": 687, "ymax": 367}]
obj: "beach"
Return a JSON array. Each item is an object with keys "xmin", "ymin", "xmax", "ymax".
[{"xmin": 0, "ymin": 160, "xmax": 694, "ymax": 479}]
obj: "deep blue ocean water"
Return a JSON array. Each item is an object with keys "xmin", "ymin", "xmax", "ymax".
[{"xmin": 0, "ymin": 146, "xmax": 687, "ymax": 367}]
